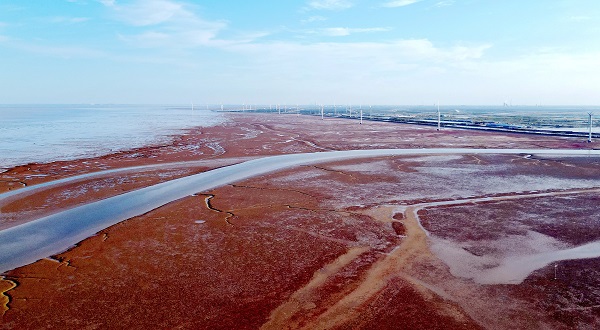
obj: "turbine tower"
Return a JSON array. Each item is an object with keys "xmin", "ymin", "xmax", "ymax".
[
  {"xmin": 321, "ymin": 104, "xmax": 324, "ymax": 120},
  {"xmin": 360, "ymin": 105, "xmax": 363, "ymax": 124},
  {"xmin": 437, "ymin": 102, "xmax": 441, "ymax": 131},
  {"xmin": 589, "ymin": 112, "xmax": 594, "ymax": 143}
]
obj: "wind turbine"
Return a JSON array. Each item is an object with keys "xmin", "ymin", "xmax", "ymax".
[
  {"xmin": 321, "ymin": 104, "xmax": 324, "ymax": 120},
  {"xmin": 360, "ymin": 105, "xmax": 363, "ymax": 124},
  {"xmin": 437, "ymin": 102, "xmax": 441, "ymax": 131},
  {"xmin": 589, "ymin": 112, "xmax": 594, "ymax": 143}
]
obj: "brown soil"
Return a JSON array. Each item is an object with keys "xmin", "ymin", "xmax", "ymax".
[{"xmin": 1, "ymin": 113, "xmax": 600, "ymax": 329}]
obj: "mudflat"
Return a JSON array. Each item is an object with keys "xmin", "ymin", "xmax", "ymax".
[{"xmin": 1, "ymin": 113, "xmax": 599, "ymax": 329}]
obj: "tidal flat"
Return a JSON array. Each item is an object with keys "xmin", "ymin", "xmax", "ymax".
[{"xmin": 1, "ymin": 113, "xmax": 600, "ymax": 329}]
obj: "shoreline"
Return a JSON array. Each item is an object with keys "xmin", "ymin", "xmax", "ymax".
[
  {"xmin": 3, "ymin": 110, "xmax": 598, "ymax": 175},
  {"xmin": 0, "ymin": 105, "xmax": 226, "ymax": 170},
  {"xmin": 0, "ymin": 117, "xmax": 233, "ymax": 194},
  {"xmin": 1, "ymin": 112, "xmax": 596, "ymax": 195},
  {"xmin": 2, "ymin": 113, "xmax": 600, "ymax": 329}
]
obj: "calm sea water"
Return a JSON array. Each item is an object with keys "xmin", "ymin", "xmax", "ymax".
[{"xmin": 0, "ymin": 105, "xmax": 224, "ymax": 169}]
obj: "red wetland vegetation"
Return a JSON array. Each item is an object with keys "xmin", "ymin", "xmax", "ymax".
[{"xmin": 1, "ymin": 113, "xmax": 600, "ymax": 329}]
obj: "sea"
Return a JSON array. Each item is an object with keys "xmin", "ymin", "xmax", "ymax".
[{"xmin": 0, "ymin": 105, "xmax": 224, "ymax": 169}]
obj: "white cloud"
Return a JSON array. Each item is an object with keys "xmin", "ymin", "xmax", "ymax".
[
  {"xmin": 308, "ymin": 0, "xmax": 353, "ymax": 10},
  {"xmin": 106, "ymin": 0, "xmax": 187, "ymax": 26},
  {"xmin": 49, "ymin": 16, "xmax": 90, "ymax": 24},
  {"xmin": 381, "ymin": 0, "xmax": 421, "ymax": 8},
  {"xmin": 101, "ymin": 0, "xmax": 229, "ymax": 48},
  {"xmin": 212, "ymin": 38, "xmax": 496, "ymax": 104},
  {"xmin": 226, "ymin": 39, "xmax": 490, "ymax": 71},
  {"xmin": 319, "ymin": 27, "xmax": 391, "ymax": 36},
  {"xmin": 567, "ymin": 15, "xmax": 591, "ymax": 22},
  {"xmin": 434, "ymin": 0, "xmax": 454, "ymax": 7},
  {"xmin": 99, "ymin": 0, "xmax": 115, "ymax": 6},
  {"xmin": 302, "ymin": 16, "xmax": 327, "ymax": 24},
  {"xmin": 454, "ymin": 50, "xmax": 600, "ymax": 104},
  {"xmin": 11, "ymin": 43, "xmax": 106, "ymax": 59}
]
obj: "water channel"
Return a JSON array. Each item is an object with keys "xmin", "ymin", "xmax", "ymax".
[{"xmin": 1, "ymin": 148, "xmax": 599, "ymax": 276}]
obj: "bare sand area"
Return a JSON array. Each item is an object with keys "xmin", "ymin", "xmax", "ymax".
[{"xmin": 1, "ymin": 113, "xmax": 600, "ymax": 329}]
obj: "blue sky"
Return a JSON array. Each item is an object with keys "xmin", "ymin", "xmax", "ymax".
[{"xmin": 1, "ymin": 0, "xmax": 599, "ymax": 105}]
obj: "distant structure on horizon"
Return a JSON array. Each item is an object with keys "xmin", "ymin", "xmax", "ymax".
[
  {"xmin": 589, "ymin": 112, "xmax": 594, "ymax": 143},
  {"xmin": 437, "ymin": 102, "xmax": 441, "ymax": 131},
  {"xmin": 360, "ymin": 105, "xmax": 363, "ymax": 124}
]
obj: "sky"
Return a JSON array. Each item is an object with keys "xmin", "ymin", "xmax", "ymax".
[{"xmin": 1, "ymin": 0, "xmax": 600, "ymax": 105}]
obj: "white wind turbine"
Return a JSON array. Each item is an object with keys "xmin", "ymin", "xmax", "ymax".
[
  {"xmin": 589, "ymin": 112, "xmax": 594, "ymax": 143},
  {"xmin": 360, "ymin": 105, "xmax": 363, "ymax": 124},
  {"xmin": 437, "ymin": 102, "xmax": 441, "ymax": 131}
]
